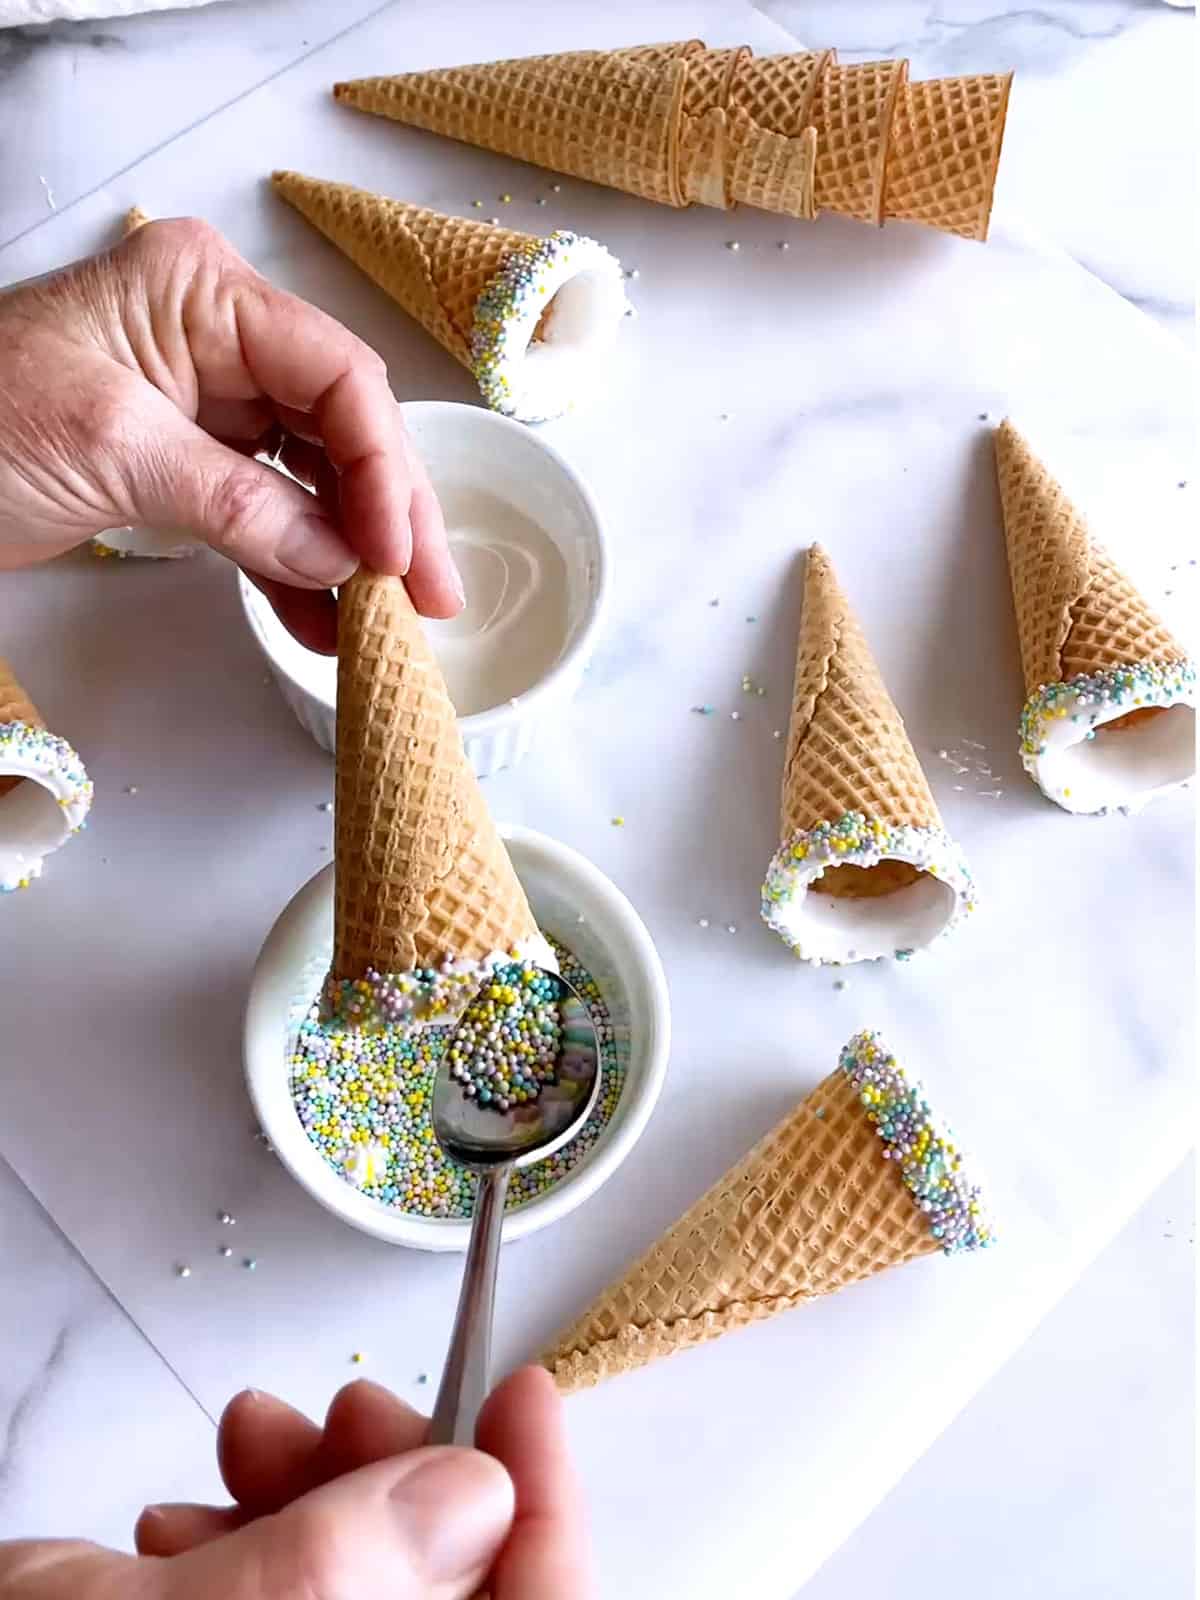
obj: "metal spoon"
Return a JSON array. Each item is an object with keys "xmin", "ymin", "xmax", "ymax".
[{"xmin": 429, "ymin": 970, "xmax": 602, "ymax": 1447}]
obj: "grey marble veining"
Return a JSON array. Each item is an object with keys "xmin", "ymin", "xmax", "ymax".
[
  {"xmin": 0, "ymin": 1157, "xmax": 221, "ymax": 1544},
  {"xmin": 757, "ymin": 0, "xmax": 1195, "ymax": 341}
]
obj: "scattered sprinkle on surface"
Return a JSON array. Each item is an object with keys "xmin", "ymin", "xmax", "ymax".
[
  {"xmin": 840, "ymin": 1031, "xmax": 995, "ymax": 1254},
  {"xmin": 611, "ymin": 815, "xmax": 625, "ymax": 827},
  {"xmin": 219, "ymin": 1246, "xmax": 233, "ymax": 1258},
  {"xmin": 176, "ymin": 1265, "xmax": 191, "ymax": 1279},
  {"xmin": 244, "ymin": 1258, "xmax": 258, "ymax": 1271},
  {"xmin": 289, "ymin": 939, "xmax": 623, "ymax": 1221},
  {"xmin": 726, "ymin": 239, "xmax": 740, "ymax": 251}
]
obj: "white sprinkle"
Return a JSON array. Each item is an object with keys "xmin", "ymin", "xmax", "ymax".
[
  {"xmin": 624, "ymin": 267, "xmax": 639, "ymax": 279},
  {"xmin": 726, "ymin": 240, "xmax": 740, "ymax": 252},
  {"xmin": 125, "ymin": 785, "xmax": 138, "ymax": 795},
  {"xmin": 777, "ymin": 240, "xmax": 789, "ymax": 251},
  {"xmin": 755, "ymin": 686, "xmax": 765, "ymax": 697},
  {"xmin": 176, "ymin": 1265, "xmax": 191, "ymax": 1279},
  {"xmin": 488, "ymin": 217, "xmax": 499, "ymax": 225},
  {"xmin": 772, "ymin": 729, "xmax": 782, "ymax": 739},
  {"xmin": 551, "ymin": 184, "xmax": 562, "ymax": 193},
  {"xmin": 218, "ymin": 1212, "xmax": 236, "ymax": 1226},
  {"xmin": 243, "ymin": 1258, "xmax": 258, "ymax": 1271},
  {"xmin": 318, "ymin": 800, "xmax": 333, "ymax": 812},
  {"xmin": 726, "ymin": 924, "xmax": 738, "ymax": 934},
  {"xmin": 576, "ymin": 912, "xmax": 586, "ymax": 923},
  {"xmin": 730, "ymin": 711, "xmax": 741, "ymax": 721},
  {"xmin": 535, "ymin": 196, "xmax": 547, "ymax": 205},
  {"xmin": 219, "ymin": 1245, "xmax": 232, "ymax": 1258},
  {"xmin": 937, "ymin": 749, "xmax": 948, "ymax": 759},
  {"xmin": 698, "ymin": 917, "xmax": 710, "ymax": 928}
]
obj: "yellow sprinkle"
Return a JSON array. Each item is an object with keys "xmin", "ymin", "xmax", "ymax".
[{"xmin": 611, "ymin": 816, "xmax": 625, "ymax": 827}]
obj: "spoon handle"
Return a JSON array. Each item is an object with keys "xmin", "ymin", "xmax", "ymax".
[{"xmin": 430, "ymin": 1162, "xmax": 513, "ymax": 1447}]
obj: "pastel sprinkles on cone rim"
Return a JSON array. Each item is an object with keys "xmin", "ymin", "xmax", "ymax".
[
  {"xmin": 543, "ymin": 1030, "xmax": 993, "ymax": 1393},
  {"xmin": 993, "ymin": 420, "xmax": 1195, "ymax": 813},
  {"xmin": 333, "ymin": 42, "xmax": 1011, "ymax": 240},
  {"xmin": 0, "ymin": 657, "xmax": 93, "ymax": 890},
  {"xmin": 332, "ymin": 569, "xmax": 539, "ymax": 982}
]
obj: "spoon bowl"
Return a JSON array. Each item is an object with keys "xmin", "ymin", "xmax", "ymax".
[
  {"xmin": 432, "ymin": 986, "xmax": 603, "ymax": 1170},
  {"xmin": 429, "ymin": 969, "xmax": 601, "ymax": 1446}
]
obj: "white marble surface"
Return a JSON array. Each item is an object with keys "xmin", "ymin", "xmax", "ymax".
[{"xmin": 0, "ymin": 1, "xmax": 1194, "ymax": 1595}]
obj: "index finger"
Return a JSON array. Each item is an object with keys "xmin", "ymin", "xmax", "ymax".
[
  {"xmin": 476, "ymin": 1365, "xmax": 594, "ymax": 1600},
  {"xmin": 231, "ymin": 274, "xmax": 416, "ymax": 576}
]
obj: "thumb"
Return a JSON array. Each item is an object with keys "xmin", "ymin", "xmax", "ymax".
[
  {"xmin": 126, "ymin": 408, "xmax": 358, "ymax": 590},
  {"xmin": 164, "ymin": 1446, "xmax": 514, "ymax": 1600}
]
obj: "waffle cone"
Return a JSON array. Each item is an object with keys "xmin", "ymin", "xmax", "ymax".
[
  {"xmin": 0, "ymin": 656, "xmax": 43, "ymax": 801},
  {"xmin": 334, "ymin": 43, "xmax": 1007, "ymax": 237},
  {"xmin": 781, "ymin": 546, "xmax": 941, "ymax": 898},
  {"xmin": 332, "ymin": 570, "xmax": 538, "ymax": 980},
  {"xmin": 544, "ymin": 1065, "xmax": 936, "ymax": 1392},
  {"xmin": 272, "ymin": 172, "xmax": 532, "ymax": 370},
  {"xmin": 883, "ymin": 73, "xmax": 1012, "ymax": 240},
  {"xmin": 994, "ymin": 421, "xmax": 1187, "ymax": 694}
]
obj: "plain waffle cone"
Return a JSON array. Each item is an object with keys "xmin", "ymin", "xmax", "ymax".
[
  {"xmin": 544, "ymin": 1066, "xmax": 936, "ymax": 1392},
  {"xmin": 781, "ymin": 546, "xmax": 941, "ymax": 871},
  {"xmin": 272, "ymin": 172, "xmax": 532, "ymax": 370},
  {"xmin": 333, "ymin": 570, "xmax": 538, "ymax": 980},
  {"xmin": 334, "ymin": 43, "xmax": 700, "ymax": 209},
  {"xmin": 883, "ymin": 73, "xmax": 1012, "ymax": 241},
  {"xmin": 334, "ymin": 43, "xmax": 1007, "ymax": 238},
  {"xmin": 0, "ymin": 656, "xmax": 43, "ymax": 801},
  {"xmin": 993, "ymin": 420, "xmax": 1187, "ymax": 693}
]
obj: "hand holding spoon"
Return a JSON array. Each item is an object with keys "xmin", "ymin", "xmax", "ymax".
[{"xmin": 429, "ymin": 970, "xmax": 602, "ymax": 1447}]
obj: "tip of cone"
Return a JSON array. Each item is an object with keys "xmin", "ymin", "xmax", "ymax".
[{"xmin": 332, "ymin": 81, "xmax": 350, "ymax": 99}]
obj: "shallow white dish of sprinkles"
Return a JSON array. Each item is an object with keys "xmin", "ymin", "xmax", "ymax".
[{"xmin": 244, "ymin": 824, "xmax": 670, "ymax": 1252}]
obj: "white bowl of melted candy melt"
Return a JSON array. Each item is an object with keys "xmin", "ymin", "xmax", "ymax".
[
  {"xmin": 239, "ymin": 401, "xmax": 607, "ymax": 776},
  {"xmin": 244, "ymin": 825, "xmax": 671, "ymax": 1252}
]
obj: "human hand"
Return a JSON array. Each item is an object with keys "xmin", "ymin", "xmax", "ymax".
[
  {"xmin": 0, "ymin": 1366, "xmax": 591, "ymax": 1599},
  {"xmin": 0, "ymin": 217, "xmax": 463, "ymax": 652}
]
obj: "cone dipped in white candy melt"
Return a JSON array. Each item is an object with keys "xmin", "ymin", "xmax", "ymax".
[
  {"xmin": 543, "ymin": 1029, "xmax": 995, "ymax": 1393},
  {"xmin": 0, "ymin": 657, "xmax": 93, "ymax": 893},
  {"xmin": 92, "ymin": 206, "xmax": 196, "ymax": 561},
  {"xmin": 327, "ymin": 569, "xmax": 555, "ymax": 1031},
  {"xmin": 271, "ymin": 172, "xmax": 628, "ymax": 425},
  {"xmin": 761, "ymin": 546, "xmax": 976, "ymax": 965},
  {"xmin": 994, "ymin": 421, "xmax": 1196, "ymax": 815}
]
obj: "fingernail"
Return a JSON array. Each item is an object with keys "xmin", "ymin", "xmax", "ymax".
[
  {"xmin": 277, "ymin": 514, "xmax": 358, "ymax": 587},
  {"xmin": 139, "ymin": 1504, "xmax": 168, "ymax": 1524},
  {"xmin": 389, "ymin": 1449, "xmax": 512, "ymax": 1583},
  {"xmin": 450, "ymin": 560, "xmax": 467, "ymax": 609}
]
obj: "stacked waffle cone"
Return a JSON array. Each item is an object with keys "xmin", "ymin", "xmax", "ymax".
[
  {"xmin": 781, "ymin": 544, "xmax": 941, "ymax": 898},
  {"xmin": 333, "ymin": 42, "xmax": 1012, "ymax": 240},
  {"xmin": 332, "ymin": 569, "xmax": 539, "ymax": 981},
  {"xmin": 993, "ymin": 420, "xmax": 1188, "ymax": 695},
  {"xmin": 544, "ymin": 1030, "xmax": 992, "ymax": 1392}
]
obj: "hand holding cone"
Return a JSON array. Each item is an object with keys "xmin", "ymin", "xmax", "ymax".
[
  {"xmin": 329, "ymin": 569, "xmax": 552, "ymax": 1024},
  {"xmin": 0, "ymin": 656, "xmax": 93, "ymax": 892},
  {"xmin": 761, "ymin": 546, "xmax": 975, "ymax": 964},
  {"xmin": 272, "ymin": 172, "xmax": 627, "ymax": 424},
  {"xmin": 334, "ymin": 42, "xmax": 1011, "ymax": 241},
  {"xmin": 543, "ymin": 1030, "xmax": 994, "ymax": 1393},
  {"xmin": 994, "ymin": 420, "xmax": 1195, "ymax": 814}
]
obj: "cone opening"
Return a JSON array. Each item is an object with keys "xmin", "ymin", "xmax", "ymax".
[
  {"xmin": 0, "ymin": 720, "xmax": 90, "ymax": 892},
  {"xmin": 762, "ymin": 813, "xmax": 975, "ymax": 965},
  {"xmin": 1019, "ymin": 662, "xmax": 1196, "ymax": 814},
  {"xmin": 471, "ymin": 233, "xmax": 627, "ymax": 423},
  {"xmin": 793, "ymin": 868, "xmax": 959, "ymax": 962}
]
